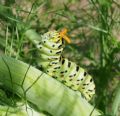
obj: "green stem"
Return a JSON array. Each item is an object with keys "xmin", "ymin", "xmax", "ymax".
[
  {"xmin": 0, "ymin": 55, "xmax": 101, "ymax": 116},
  {"xmin": 111, "ymin": 82, "xmax": 120, "ymax": 116}
]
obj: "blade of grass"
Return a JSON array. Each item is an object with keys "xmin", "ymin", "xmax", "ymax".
[
  {"xmin": 111, "ymin": 82, "xmax": 120, "ymax": 116},
  {"xmin": 5, "ymin": 26, "xmax": 9, "ymax": 55}
]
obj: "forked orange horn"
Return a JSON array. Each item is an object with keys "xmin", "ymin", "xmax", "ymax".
[{"xmin": 59, "ymin": 28, "xmax": 71, "ymax": 43}]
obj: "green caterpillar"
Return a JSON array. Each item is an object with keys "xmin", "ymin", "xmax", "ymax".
[{"xmin": 26, "ymin": 29, "xmax": 95, "ymax": 101}]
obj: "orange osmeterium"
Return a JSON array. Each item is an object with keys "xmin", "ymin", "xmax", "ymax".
[{"xmin": 59, "ymin": 28, "xmax": 71, "ymax": 44}]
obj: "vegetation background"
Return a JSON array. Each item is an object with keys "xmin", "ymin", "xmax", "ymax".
[{"xmin": 0, "ymin": 0, "xmax": 120, "ymax": 115}]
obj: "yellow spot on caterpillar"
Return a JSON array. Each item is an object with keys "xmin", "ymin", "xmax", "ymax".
[{"xmin": 59, "ymin": 28, "xmax": 71, "ymax": 44}]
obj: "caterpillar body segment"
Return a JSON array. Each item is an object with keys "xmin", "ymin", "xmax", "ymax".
[
  {"xmin": 46, "ymin": 57, "xmax": 95, "ymax": 101},
  {"xmin": 34, "ymin": 31, "xmax": 64, "ymax": 69},
  {"xmin": 30, "ymin": 29, "xmax": 95, "ymax": 101}
]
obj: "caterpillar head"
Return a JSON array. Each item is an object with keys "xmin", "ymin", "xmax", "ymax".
[{"xmin": 41, "ymin": 28, "xmax": 71, "ymax": 46}]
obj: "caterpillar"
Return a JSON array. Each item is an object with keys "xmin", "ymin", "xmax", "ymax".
[{"xmin": 28, "ymin": 29, "xmax": 95, "ymax": 101}]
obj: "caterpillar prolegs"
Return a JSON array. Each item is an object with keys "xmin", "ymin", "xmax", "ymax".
[{"xmin": 29, "ymin": 29, "xmax": 95, "ymax": 101}]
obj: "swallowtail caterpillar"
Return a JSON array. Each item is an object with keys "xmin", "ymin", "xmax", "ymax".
[{"xmin": 28, "ymin": 28, "xmax": 95, "ymax": 101}]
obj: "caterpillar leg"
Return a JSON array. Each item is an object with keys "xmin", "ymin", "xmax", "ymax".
[{"xmin": 78, "ymin": 75, "xmax": 95, "ymax": 101}]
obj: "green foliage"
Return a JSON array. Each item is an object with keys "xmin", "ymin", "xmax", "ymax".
[{"xmin": 112, "ymin": 82, "xmax": 120, "ymax": 116}]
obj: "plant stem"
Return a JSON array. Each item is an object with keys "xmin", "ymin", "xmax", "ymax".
[{"xmin": 0, "ymin": 55, "xmax": 101, "ymax": 116}]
